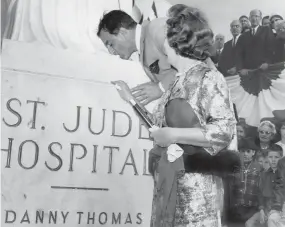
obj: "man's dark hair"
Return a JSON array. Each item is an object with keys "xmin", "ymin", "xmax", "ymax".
[{"xmin": 97, "ymin": 10, "xmax": 137, "ymax": 36}]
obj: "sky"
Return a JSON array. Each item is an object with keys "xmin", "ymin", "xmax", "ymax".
[{"xmin": 166, "ymin": 0, "xmax": 285, "ymax": 41}]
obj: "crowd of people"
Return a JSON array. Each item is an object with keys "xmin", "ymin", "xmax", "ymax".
[
  {"xmin": 211, "ymin": 9, "xmax": 285, "ymax": 227},
  {"xmin": 223, "ymin": 113, "xmax": 285, "ymax": 227},
  {"xmin": 212, "ymin": 11, "xmax": 285, "ymax": 76}
]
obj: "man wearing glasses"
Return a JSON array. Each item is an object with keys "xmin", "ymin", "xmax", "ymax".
[
  {"xmin": 274, "ymin": 20, "xmax": 285, "ymax": 63},
  {"xmin": 218, "ymin": 20, "xmax": 241, "ymax": 77},
  {"xmin": 276, "ymin": 20, "xmax": 285, "ymax": 40},
  {"xmin": 269, "ymin": 15, "xmax": 285, "ymax": 63}
]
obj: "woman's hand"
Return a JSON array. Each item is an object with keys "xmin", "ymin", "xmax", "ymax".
[{"xmin": 149, "ymin": 127, "xmax": 176, "ymax": 147}]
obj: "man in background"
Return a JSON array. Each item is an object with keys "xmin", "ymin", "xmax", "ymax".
[
  {"xmin": 239, "ymin": 15, "xmax": 251, "ymax": 33},
  {"xmin": 262, "ymin": 16, "xmax": 270, "ymax": 26},
  {"xmin": 270, "ymin": 14, "xmax": 284, "ymax": 35},
  {"xmin": 276, "ymin": 20, "xmax": 285, "ymax": 39},
  {"xmin": 218, "ymin": 20, "xmax": 241, "ymax": 77},
  {"xmin": 211, "ymin": 33, "xmax": 225, "ymax": 65},
  {"xmin": 235, "ymin": 9, "xmax": 274, "ymax": 76},
  {"xmin": 270, "ymin": 15, "xmax": 285, "ymax": 63}
]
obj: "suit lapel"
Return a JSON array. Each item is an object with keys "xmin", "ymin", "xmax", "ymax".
[{"xmin": 254, "ymin": 26, "xmax": 262, "ymax": 37}]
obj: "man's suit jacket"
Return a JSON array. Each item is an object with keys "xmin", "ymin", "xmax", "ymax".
[
  {"xmin": 271, "ymin": 33, "xmax": 285, "ymax": 63},
  {"xmin": 211, "ymin": 49, "xmax": 222, "ymax": 65},
  {"xmin": 235, "ymin": 26, "xmax": 274, "ymax": 70},
  {"xmin": 139, "ymin": 18, "xmax": 177, "ymax": 84},
  {"xmin": 218, "ymin": 39, "xmax": 237, "ymax": 77}
]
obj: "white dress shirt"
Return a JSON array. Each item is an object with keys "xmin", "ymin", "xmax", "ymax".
[
  {"xmin": 130, "ymin": 25, "xmax": 142, "ymax": 62},
  {"xmin": 233, "ymin": 34, "xmax": 241, "ymax": 46},
  {"xmin": 252, "ymin": 25, "xmax": 259, "ymax": 35},
  {"xmin": 135, "ymin": 25, "xmax": 142, "ymax": 54}
]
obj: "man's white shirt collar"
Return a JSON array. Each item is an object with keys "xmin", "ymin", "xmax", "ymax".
[
  {"xmin": 135, "ymin": 25, "xmax": 142, "ymax": 54},
  {"xmin": 233, "ymin": 34, "xmax": 241, "ymax": 45},
  {"xmin": 253, "ymin": 25, "xmax": 259, "ymax": 34}
]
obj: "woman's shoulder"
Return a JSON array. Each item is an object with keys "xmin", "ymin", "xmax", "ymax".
[
  {"xmin": 203, "ymin": 66, "xmax": 226, "ymax": 81},
  {"xmin": 192, "ymin": 64, "xmax": 228, "ymax": 90}
]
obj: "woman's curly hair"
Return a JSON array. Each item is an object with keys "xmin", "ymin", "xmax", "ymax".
[{"xmin": 166, "ymin": 4, "xmax": 214, "ymax": 60}]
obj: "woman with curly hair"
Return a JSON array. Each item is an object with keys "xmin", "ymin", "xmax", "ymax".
[
  {"xmin": 111, "ymin": 4, "xmax": 238, "ymax": 227},
  {"xmin": 145, "ymin": 4, "xmax": 238, "ymax": 227}
]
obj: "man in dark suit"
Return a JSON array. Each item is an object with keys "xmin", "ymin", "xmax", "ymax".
[
  {"xmin": 235, "ymin": 9, "xmax": 274, "ymax": 76},
  {"xmin": 218, "ymin": 20, "xmax": 241, "ymax": 77},
  {"xmin": 270, "ymin": 16, "xmax": 285, "ymax": 63},
  {"xmin": 211, "ymin": 34, "xmax": 225, "ymax": 65}
]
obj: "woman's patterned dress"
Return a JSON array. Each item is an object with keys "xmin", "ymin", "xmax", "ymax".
[{"xmin": 150, "ymin": 61, "xmax": 237, "ymax": 227}]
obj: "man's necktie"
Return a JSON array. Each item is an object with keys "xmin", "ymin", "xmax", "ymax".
[
  {"xmin": 233, "ymin": 37, "xmax": 236, "ymax": 47},
  {"xmin": 252, "ymin": 28, "xmax": 255, "ymax": 36},
  {"xmin": 149, "ymin": 60, "xmax": 160, "ymax": 74}
]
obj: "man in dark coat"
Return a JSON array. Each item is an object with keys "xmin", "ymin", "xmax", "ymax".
[
  {"xmin": 235, "ymin": 9, "xmax": 274, "ymax": 76},
  {"xmin": 218, "ymin": 20, "xmax": 241, "ymax": 77}
]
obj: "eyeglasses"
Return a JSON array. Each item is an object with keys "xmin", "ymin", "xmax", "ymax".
[{"xmin": 258, "ymin": 130, "xmax": 272, "ymax": 135}]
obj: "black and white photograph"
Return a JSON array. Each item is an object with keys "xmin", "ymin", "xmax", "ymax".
[{"xmin": 1, "ymin": 0, "xmax": 285, "ymax": 226}]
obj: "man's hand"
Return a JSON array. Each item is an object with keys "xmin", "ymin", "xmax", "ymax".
[
  {"xmin": 227, "ymin": 67, "xmax": 237, "ymax": 75},
  {"xmin": 131, "ymin": 82, "xmax": 163, "ymax": 106},
  {"xmin": 260, "ymin": 63, "xmax": 269, "ymax": 71},
  {"xmin": 238, "ymin": 69, "xmax": 249, "ymax": 76}
]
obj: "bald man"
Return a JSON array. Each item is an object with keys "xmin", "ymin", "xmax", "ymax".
[
  {"xmin": 218, "ymin": 20, "xmax": 241, "ymax": 77},
  {"xmin": 211, "ymin": 34, "xmax": 225, "ymax": 65},
  {"xmin": 235, "ymin": 9, "xmax": 274, "ymax": 76}
]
